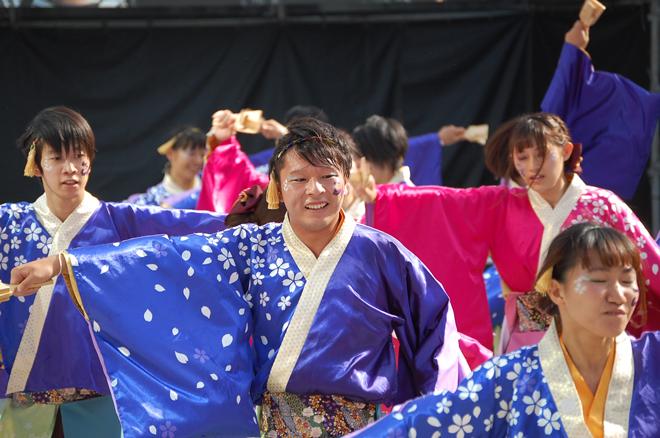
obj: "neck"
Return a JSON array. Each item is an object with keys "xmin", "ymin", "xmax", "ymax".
[
  {"xmin": 46, "ymin": 193, "xmax": 84, "ymax": 222},
  {"xmin": 540, "ymin": 174, "xmax": 570, "ymax": 208},
  {"xmin": 560, "ymin": 319, "xmax": 614, "ymax": 394},
  {"xmin": 168, "ymin": 170, "xmax": 193, "ymax": 191},
  {"xmin": 290, "ymin": 214, "xmax": 342, "ymax": 258}
]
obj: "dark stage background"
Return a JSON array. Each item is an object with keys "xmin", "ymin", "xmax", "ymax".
[{"xmin": 0, "ymin": 2, "xmax": 655, "ymax": 228}]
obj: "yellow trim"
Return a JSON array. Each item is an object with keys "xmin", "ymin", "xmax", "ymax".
[
  {"xmin": 559, "ymin": 334, "xmax": 615, "ymax": 438},
  {"xmin": 61, "ymin": 251, "xmax": 88, "ymax": 321}
]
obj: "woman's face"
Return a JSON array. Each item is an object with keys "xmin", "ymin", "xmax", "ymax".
[
  {"xmin": 167, "ymin": 147, "xmax": 204, "ymax": 183},
  {"xmin": 512, "ymin": 142, "xmax": 570, "ymax": 200},
  {"xmin": 553, "ymin": 253, "xmax": 639, "ymax": 340}
]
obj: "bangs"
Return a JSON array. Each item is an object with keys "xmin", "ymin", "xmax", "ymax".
[
  {"xmin": 510, "ymin": 121, "xmax": 549, "ymax": 157},
  {"xmin": 575, "ymin": 227, "xmax": 641, "ymax": 272},
  {"xmin": 291, "ymin": 141, "xmax": 349, "ymax": 175}
]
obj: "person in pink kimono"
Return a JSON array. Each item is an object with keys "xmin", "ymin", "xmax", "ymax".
[{"xmin": 369, "ymin": 113, "xmax": 660, "ymax": 353}]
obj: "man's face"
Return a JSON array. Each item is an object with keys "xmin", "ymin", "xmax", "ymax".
[{"xmin": 278, "ymin": 152, "xmax": 347, "ymax": 235}]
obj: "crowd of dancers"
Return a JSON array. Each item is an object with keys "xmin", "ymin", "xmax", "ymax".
[{"xmin": 1, "ymin": 19, "xmax": 660, "ymax": 438}]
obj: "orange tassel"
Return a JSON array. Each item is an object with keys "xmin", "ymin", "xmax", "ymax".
[
  {"xmin": 266, "ymin": 174, "xmax": 280, "ymax": 210},
  {"xmin": 23, "ymin": 139, "xmax": 37, "ymax": 177}
]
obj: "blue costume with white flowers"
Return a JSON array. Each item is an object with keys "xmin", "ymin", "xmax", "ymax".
[
  {"xmin": 350, "ymin": 321, "xmax": 660, "ymax": 438},
  {"xmin": 61, "ymin": 213, "xmax": 468, "ymax": 438},
  {"xmin": 0, "ymin": 193, "xmax": 226, "ymax": 437}
]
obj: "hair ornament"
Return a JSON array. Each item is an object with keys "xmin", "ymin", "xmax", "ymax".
[
  {"xmin": 535, "ymin": 267, "xmax": 554, "ymax": 296},
  {"xmin": 157, "ymin": 127, "xmax": 202, "ymax": 155},
  {"xmin": 276, "ymin": 136, "xmax": 336, "ymax": 161},
  {"xmin": 266, "ymin": 172, "xmax": 281, "ymax": 210},
  {"xmin": 24, "ymin": 137, "xmax": 39, "ymax": 177}
]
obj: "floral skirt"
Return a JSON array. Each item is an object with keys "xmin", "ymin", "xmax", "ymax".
[{"xmin": 260, "ymin": 391, "xmax": 377, "ymax": 438}]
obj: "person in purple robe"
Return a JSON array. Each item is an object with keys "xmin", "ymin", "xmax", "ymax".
[
  {"xmin": 348, "ymin": 223, "xmax": 660, "ymax": 438},
  {"xmin": 0, "ymin": 107, "xmax": 227, "ymax": 438},
  {"xmin": 10, "ymin": 117, "xmax": 470, "ymax": 438}
]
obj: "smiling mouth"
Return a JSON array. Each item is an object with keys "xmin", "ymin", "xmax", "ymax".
[
  {"xmin": 305, "ymin": 203, "xmax": 328, "ymax": 210},
  {"xmin": 62, "ymin": 180, "xmax": 79, "ymax": 186}
]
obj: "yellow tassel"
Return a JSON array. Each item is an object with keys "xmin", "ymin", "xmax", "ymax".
[
  {"xmin": 23, "ymin": 139, "xmax": 37, "ymax": 177},
  {"xmin": 266, "ymin": 174, "xmax": 281, "ymax": 210},
  {"xmin": 534, "ymin": 267, "xmax": 554, "ymax": 296},
  {"xmin": 157, "ymin": 137, "xmax": 177, "ymax": 155}
]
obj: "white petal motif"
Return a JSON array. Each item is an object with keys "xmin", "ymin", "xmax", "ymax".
[
  {"xmin": 222, "ymin": 334, "xmax": 233, "ymax": 347},
  {"xmin": 183, "ymin": 288, "xmax": 190, "ymax": 300},
  {"xmin": 201, "ymin": 306, "xmax": 211, "ymax": 318},
  {"xmin": 197, "ymin": 382, "xmax": 204, "ymax": 389},
  {"xmin": 136, "ymin": 250, "xmax": 147, "ymax": 258},
  {"xmin": 175, "ymin": 352, "xmax": 188, "ymax": 364},
  {"xmin": 225, "ymin": 366, "xmax": 231, "ymax": 372},
  {"xmin": 172, "ymin": 328, "xmax": 179, "ymax": 335},
  {"xmin": 118, "ymin": 347, "xmax": 130, "ymax": 357},
  {"xmin": 182, "ymin": 250, "xmax": 191, "ymax": 261},
  {"xmin": 93, "ymin": 321, "xmax": 101, "ymax": 332},
  {"xmin": 211, "ymin": 373, "xmax": 219, "ymax": 380},
  {"xmin": 144, "ymin": 309, "xmax": 153, "ymax": 322},
  {"xmin": 147, "ymin": 264, "xmax": 158, "ymax": 271},
  {"xmin": 170, "ymin": 390, "xmax": 178, "ymax": 401},
  {"xmin": 100, "ymin": 265, "xmax": 109, "ymax": 274},
  {"xmin": 188, "ymin": 267, "xmax": 194, "ymax": 277},
  {"xmin": 149, "ymin": 425, "xmax": 157, "ymax": 435},
  {"xmin": 154, "ymin": 284, "xmax": 165, "ymax": 292}
]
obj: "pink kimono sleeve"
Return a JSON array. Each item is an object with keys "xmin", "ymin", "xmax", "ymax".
[
  {"xmin": 374, "ymin": 184, "xmax": 504, "ymax": 350},
  {"xmin": 196, "ymin": 136, "xmax": 270, "ymax": 213}
]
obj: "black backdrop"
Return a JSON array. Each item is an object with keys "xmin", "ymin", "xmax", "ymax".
[{"xmin": 0, "ymin": 4, "xmax": 654, "ymax": 227}]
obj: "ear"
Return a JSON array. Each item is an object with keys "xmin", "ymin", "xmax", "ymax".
[
  {"xmin": 166, "ymin": 148, "xmax": 175, "ymax": 162},
  {"xmin": 563, "ymin": 142, "xmax": 574, "ymax": 161},
  {"xmin": 277, "ymin": 184, "xmax": 284, "ymax": 202},
  {"xmin": 547, "ymin": 278, "xmax": 567, "ymax": 309},
  {"xmin": 33, "ymin": 167, "xmax": 42, "ymax": 178}
]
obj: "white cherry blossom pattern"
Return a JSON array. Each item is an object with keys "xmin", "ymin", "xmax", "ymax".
[
  {"xmin": 8, "ymin": 221, "xmax": 20, "ymax": 234},
  {"xmin": 24, "ymin": 222, "xmax": 42, "ymax": 242},
  {"xmin": 244, "ymin": 293, "xmax": 253, "ymax": 308},
  {"xmin": 278, "ymin": 296, "xmax": 291, "ymax": 311},
  {"xmin": 250, "ymin": 234, "xmax": 267, "ymax": 254},
  {"xmin": 523, "ymin": 390, "xmax": 547, "ymax": 416},
  {"xmin": 448, "ymin": 414, "xmax": 473, "ymax": 438},
  {"xmin": 496, "ymin": 399, "xmax": 511, "ymax": 422},
  {"xmin": 506, "ymin": 362, "xmax": 522, "ymax": 381},
  {"xmin": 252, "ymin": 272, "xmax": 265, "ymax": 286},
  {"xmin": 238, "ymin": 242, "xmax": 248, "ymax": 257},
  {"xmin": 207, "ymin": 237, "xmax": 219, "ymax": 246},
  {"xmin": 268, "ymin": 235, "xmax": 281, "ymax": 245},
  {"xmin": 522, "ymin": 358, "xmax": 539, "ymax": 374},
  {"xmin": 14, "ymin": 255, "xmax": 27, "ymax": 266},
  {"xmin": 259, "ymin": 292, "xmax": 270, "ymax": 307},
  {"xmin": 282, "ymin": 270, "xmax": 304, "ymax": 293},
  {"xmin": 9, "ymin": 204, "xmax": 25, "ymax": 219},
  {"xmin": 218, "ymin": 248, "xmax": 236, "ymax": 270},
  {"xmin": 233, "ymin": 225, "xmax": 248, "ymax": 239},
  {"xmin": 436, "ymin": 397, "xmax": 452, "ymax": 414},
  {"xmin": 252, "ymin": 256, "xmax": 265, "ymax": 269},
  {"xmin": 457, "ymin": 380, "xmax": 482, "ymax": 403},
  {"xmin": 483, "ymin": 414, "xmax": 494, "ymax": 432},
  {"xmin": 508, "ymin": 408, "xmax": 521, "ymax": 426},
  {"xmin": 10, "ymin": 236, "xmax": 21, "ymax": 250},
  {"xmin": 0, "ymin": 254, "xmax": 8, "ymax": 270},
  {"xmin": 537, "ymin": 408, "xmax": 561, "ymax": 434},
  {"xmin": 36, "ymin": 235, "xmax": 53, "ymax": 255},
  {"xmin": 269, "ymin": 258, "xmax": 289, "ymax": 277}
]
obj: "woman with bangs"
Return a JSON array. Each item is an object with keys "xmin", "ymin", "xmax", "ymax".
[
  {"xmin": 126, "ymin": 126, "xmax": 206, "ymax": 208},
  {"xmin": 369, "ymin": 112, "xmax": 660, "ymax": 354},
  {"xmin": 0, "ymin": 107, "xmax": 227, "ymax": 438},
  {"xmin": 350, "ymin": 223, "xmax": 660, "ymax": 438}
]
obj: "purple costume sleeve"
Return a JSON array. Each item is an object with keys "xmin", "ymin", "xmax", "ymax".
[
  {"xmin": 541, "ymin": 42, "xmax": 660, "ymax": 200},
  {"xmin": 405, "ymin": 133, "xmax": 443, "ymax": 186}
]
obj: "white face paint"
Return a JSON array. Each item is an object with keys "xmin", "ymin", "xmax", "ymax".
[
  {"xmin": 43, "ymin": 156, "xmax": 55, "ymax": 172},
  {"xmin": 283, "ymin": 178, "xmax": 290, "ymax": 192},
  {"xmin": 548, "ymin": 148, "xmax": 560, "ymax": 162},
  {"xmin": 573, "ymin": 275, "xmax": 590, "ymax": 295}
]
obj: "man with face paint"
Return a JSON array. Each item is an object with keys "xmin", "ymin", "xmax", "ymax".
[
  {"xmin": 10, "ymin": 118, "xmax": 471, "ymax": 438},
  {"xmin": 0, "ymin": 107, "xmax": 229, "ymax": 438}
]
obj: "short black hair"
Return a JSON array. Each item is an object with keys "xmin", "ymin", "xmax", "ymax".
[
  {"xmin": 352, "ymin": 115, "xmax": 408, "ymax": 172},
  {"xmin": 283, "ymin": 105, "xmax": 330, "ymax": 125},
  {"xmin": 167, "ymin": 126, "xmax": 206, "ymax": 152},
  {"xmin": 268, "ymin": 117, "xmax": 352, "ymax": 184},
  {"xmin": 18, "ymin": 106, "xmax": 96, "ymax": 174}
]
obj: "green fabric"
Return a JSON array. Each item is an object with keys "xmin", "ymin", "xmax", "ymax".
[
  {"xmin": 60, "ymin": 395, "xmax": 122, "ymax": 438},
  {"xmin": 0, "ymin": 401, "xmax": 58, "ymax": 438}
]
